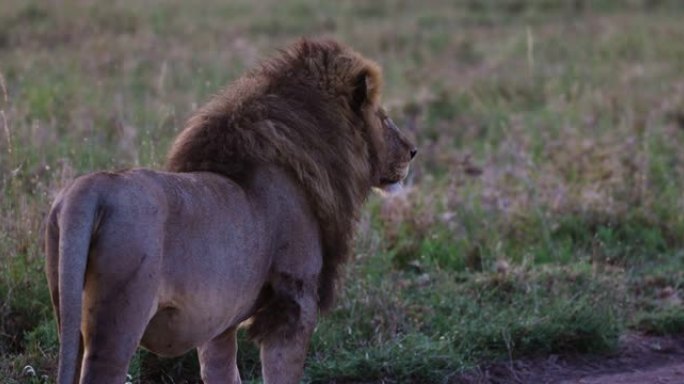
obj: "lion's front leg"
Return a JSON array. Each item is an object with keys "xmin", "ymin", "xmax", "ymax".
[
  {"xmin": 250, "ymin": 274, "xmax": 318, "ymax": 384},
  {"xmin": 198, "ymin": 327, "xmax": 241, "ymax": 384},
  {"xmin": 260, "ymin": 292, "xmax": 317, "ymax": 384}
]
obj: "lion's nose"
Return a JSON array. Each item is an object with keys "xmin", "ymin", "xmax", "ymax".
[{"xmin": 410, "ymin": 148, "xmax": 417, "ymax": 160}]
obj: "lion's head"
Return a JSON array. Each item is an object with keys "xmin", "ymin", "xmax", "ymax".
[
  {"xmin": 373, "ymin": 108, "xmax": 417, "ymax": 192},
  {"xmin": 166, "ymin": 38, "xmax": 416, "ymax": 310}
]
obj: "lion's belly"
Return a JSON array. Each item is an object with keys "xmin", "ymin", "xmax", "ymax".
[
  {"xmin": 140, "ymin": 307, "xmax": 201, "ymax": 356},
  {"xmin": 140, "ymin": 303, "xmax": 228, "ymax": 357},
  {"xmin": 140, "ymin": 261, "xmax": 266, "ymax": 357},
  {"xmin": 140, "ymin": 278, "xmax": 261, "ymax": 357}
]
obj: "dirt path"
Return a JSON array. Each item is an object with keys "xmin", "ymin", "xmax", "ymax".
[
  {"xmin": 561, "ymin": 362, "xmax": 684, "ymax": 384},
  {"xmin": 453, "ymin": 334, "xmax": 684, "ymax": 384}
]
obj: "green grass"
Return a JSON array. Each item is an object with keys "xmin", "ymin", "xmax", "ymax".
[{"xmin": 2, "ymin": 0, "xmax": 684, "ymax": 382}]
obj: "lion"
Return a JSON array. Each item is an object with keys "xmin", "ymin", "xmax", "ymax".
[{"xmin": 45, "ymin": 38, "xmax": 416, "ymax": 384}]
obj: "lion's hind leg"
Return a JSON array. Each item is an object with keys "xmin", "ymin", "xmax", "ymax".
[
  {"xmin": 79, "ymin": 258, "xmax": 159, "ymax": 383},
  {"xmin": 79, "ymin": 221, "xmax": 161, "ymax": 384},
  {"xmin": 198, "ymin": 327, "xmax": 241, "ymax": 384}
]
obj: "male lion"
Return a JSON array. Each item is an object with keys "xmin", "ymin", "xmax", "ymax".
[{"xmin": 45, "ymin": 38, "xmax": 416, "ymax": 384}]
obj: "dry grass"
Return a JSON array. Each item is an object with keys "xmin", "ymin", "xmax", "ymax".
[{"xmin": 2, "ymin": 0, "xmax": 684, "ymax": 382}]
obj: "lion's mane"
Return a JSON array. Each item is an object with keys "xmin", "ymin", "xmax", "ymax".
[{"xmin": 166, "ymin": 38, "xmax": 384, "ymax": 311}]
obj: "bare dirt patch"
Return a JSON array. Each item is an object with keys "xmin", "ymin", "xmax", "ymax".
[{"xmin": 453, "ymin": 334, "xmax": 684, "ymax": 384}]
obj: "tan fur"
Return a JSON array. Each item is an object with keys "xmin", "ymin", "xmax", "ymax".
[
  {"xmin": 166, "ymin": 38, "xmax": 387, "ymax": 311},
  {"xmin": 46, "ymin": 38, "xmax": 415, "ymax": 384}
]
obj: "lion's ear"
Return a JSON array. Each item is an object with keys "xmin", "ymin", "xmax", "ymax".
[
  {"xmin": 350, "ymin": 65, "xmax": 382, "ymax": 113},
  {"xmin": 351, "ymin": 71, "xmax": 370, "ymax": 112}
]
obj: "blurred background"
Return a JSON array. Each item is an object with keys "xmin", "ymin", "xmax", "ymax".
[{"xmin": 1, "ymin": 0, "xmax": 684, "ymax": 383}]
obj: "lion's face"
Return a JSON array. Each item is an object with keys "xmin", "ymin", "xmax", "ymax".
[{"xmin": 373, "ymin": 109, "xmax": 417, "ymax": 192}]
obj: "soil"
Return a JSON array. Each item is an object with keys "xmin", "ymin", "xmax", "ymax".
[{"xmin": 452, "ymin": 333, "xmax": 684, "ymax": 384}]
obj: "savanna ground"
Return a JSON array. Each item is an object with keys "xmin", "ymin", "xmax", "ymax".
[{"xmin": 1, "ymin": 0, "xmax": 684, "ymax": 383}]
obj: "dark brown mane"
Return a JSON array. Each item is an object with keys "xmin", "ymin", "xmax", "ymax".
[{"xmin": 165, "ymin": 38, "xmax": 383, "ymax": 311}]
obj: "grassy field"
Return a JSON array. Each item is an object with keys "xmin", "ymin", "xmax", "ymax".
[{"xmin": 2, "ymin": 0, "xmax": 684, "ymax": 383}]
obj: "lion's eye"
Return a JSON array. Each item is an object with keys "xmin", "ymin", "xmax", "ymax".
[{"xmin": 383, "ymin": 117, "xmax": 400, "ymax": 133}]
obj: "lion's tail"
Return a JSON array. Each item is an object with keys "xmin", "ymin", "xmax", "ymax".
[{"xmin": 53, "ymin": 181, "xmax": 101, "ymax": 384}]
